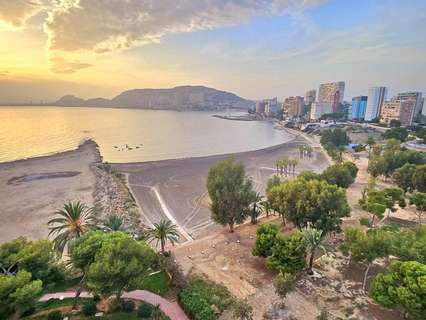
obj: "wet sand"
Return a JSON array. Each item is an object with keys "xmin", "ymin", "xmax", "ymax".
[
  {"xmin": 0, "ymin": 140, "xmax": 100, "ymax": 243},
  {"xmin": 114, "ymin": 131, "xmax": 330, "ymax": 239}
]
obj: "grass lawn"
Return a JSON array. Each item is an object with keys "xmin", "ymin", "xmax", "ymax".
[{"xmin": 141, "ymin": 271, "xmax": 170, "ymax": 296}]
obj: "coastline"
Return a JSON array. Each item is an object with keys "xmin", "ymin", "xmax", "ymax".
[{"xmin": 0, "ymin": 128, "xmax": 329, "ymax": 243}]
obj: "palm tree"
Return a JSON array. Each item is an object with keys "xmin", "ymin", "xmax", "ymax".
[
  {"xmin": 259, "ymin": 200, "xmax": 272, "ymax": 217},
  {"xmin": 301, "ymin": 228, "xmax": 326, "ymax": 275},
  {"xmin": 250, "ymin": 192, "xmax": 264, "ymax": 224},
  {"xmin": 100, "ymin": 214, "xmax": 129, "ymax": 232},
  {"xmin": 148, "ymin": 220, "xmax": 179, "ymax": 253},
  {"xmin": 48, "ymin": 201, "xmax": 95, "ymax": 254}
]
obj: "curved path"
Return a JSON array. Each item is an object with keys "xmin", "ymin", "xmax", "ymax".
[{"xmin": 40, "ymin": 290, "xmax": 189, "ymax": 320}]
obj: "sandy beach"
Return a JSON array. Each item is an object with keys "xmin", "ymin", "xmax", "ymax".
[
  {"xmin": 0, "ymin": 129, "xmax": 329, "ymax": 244},
  {"xmin": 114, "ymin": 131, "xmax": 330, "ymax": 239},
  {"xmin": 0, "ymin": 140, "xmax": 100, "ymax": 243}
]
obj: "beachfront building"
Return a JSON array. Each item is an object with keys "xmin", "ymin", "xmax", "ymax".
[
  {"xmin": 422, "ymin": 97, "xmax": 426, "ymax": 116},
  {"xmin": 395, "ymin": 92, "xmax": 423, "ymax": 118},
  {"xmin": 380, "ymin": 100, "xmax": 416, "ymax": 126},
  {"xmin": 304, "ymin": 90, "xmax": 316, "ymax": 105},
  {"xmin": 365, "ymin": 87, "xmax": 387, "ymax": 121},
  {"xmin": 350, "ymin": 96, "xmax": 368, "ymax": 120},
  {"xmin": 310, "ymin": 102, "xmax": 333, "ymax": 120},
  {"xmin": 317, "ymin": 81, "xmax": 345, "ymax": 113},
  {"xmin": 256, "ymin": 101, "xmax": 266, "ymax": 114},
  {"xmin": 264, "ymin": 97, "xmax": 279, "ymax": 116},
  {"xmin": 283, "ymin": 96, "xmax": 304, "ymax": 117}
]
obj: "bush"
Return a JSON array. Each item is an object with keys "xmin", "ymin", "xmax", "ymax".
[
  {"xmin": 121, "ymin": 299, "xmax": 135, "ymax": 312},
  {"xmin": 359, "ymin": 217, "xmax": 372, "ymax": 228},
  {"xmin": 178, "ymin": 276, "xmax": 234, "ymax": 320},
  {"xmin": 47, "ymin": 310, "xmax": 62, "ymax": 320},
  {"xmin": 137, "ymin": 302, "xmax": 153, "ymax": 318},
  {"xmin": 252, "ymin": 223, "xmax": 279, "ymax": 258},
  {"xmin": 93, "ymin": 294, "xmax": 101, "ymax": 303},
  {"xmin": 82, "ymin": 300, "xmax": 97, "ymax": 316}
]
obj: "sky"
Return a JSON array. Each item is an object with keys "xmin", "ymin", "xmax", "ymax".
[{"xmin": 0, "ymin": 0, "xmax": 425, "ymax": 103}]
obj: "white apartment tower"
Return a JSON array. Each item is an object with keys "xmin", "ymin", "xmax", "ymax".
[{"xmin": 365, "ymin": 87, "xmax": 387, "ymax": 121}]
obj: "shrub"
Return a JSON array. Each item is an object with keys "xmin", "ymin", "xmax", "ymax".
[
  {"xmin": 137, "ymin": 302, "xmax": 153, "ymax": 318},
  {"xmin": 82, "ymin": 300, "xmax": 97, "ymax": 316},
  {"xmin": 274, "ymin": 273, "xmax": 296, "ymax": 299},
  {"xmin": 359, "ymin": 218, "xmax": 372, "ymax": 228},
  {"xmin": 121, "ymin": 299, "xmax": 135, "ymax": 312},
  {"xmin": 47, "ymin": 310, "xmax": 62, "ymax": 320},
  {"xmin": 178, "ymin": 276, "xmax": 234, "ymax": 320},
  {"xmin": 252, "ymin": 223, "xmax": 279, "ymax": 258},
  {"xmin": 93, "ymin": 294, "xmax": 101, "ymax": 303}
]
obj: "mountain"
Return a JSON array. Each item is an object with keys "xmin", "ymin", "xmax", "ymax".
[{"xmin": 54, "ymin": 86, "xmax": 254, "ymax": 110}]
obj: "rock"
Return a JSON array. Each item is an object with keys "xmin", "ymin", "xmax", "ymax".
[{"xmin": 95, "ymin": 312, "xmax": 104, "ymax": 317}]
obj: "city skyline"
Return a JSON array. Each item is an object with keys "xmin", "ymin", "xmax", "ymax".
[{"xmin": 0, "ymin": 0, "xmax": 425, "ymax": 103}]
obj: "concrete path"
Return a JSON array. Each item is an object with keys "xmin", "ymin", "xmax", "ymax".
[{"xmin": 40, "ymin": 290, "xmax": 189, "ymax": 320}]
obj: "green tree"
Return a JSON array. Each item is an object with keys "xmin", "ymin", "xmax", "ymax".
[
  {"xmin": 301, "ymin": 228, "xmax": 326, "ymax": 274},
  {"xmin": 321, "ymin": 162, "xmax": 357, "ymax": 188},
  {"xmin": 389, "ymin": 119, "xmax": 402, "ymax": 128},
  {"xmin": 417, "ymin": 128, "xmax": 426, "ymax": 144},
  {"xmin": 259, "ymin": 200, "xmax": 272, "ymax": 217},
  {"xmin": 266, "ymin": 175, "xmax": 281, "ymax": 194},
  {"xmin": 410, "ymin": 192, "xmax": 426, "ymax": 229},
  {"xmin": 370, "ymin": 261, "xmax": 426, "ymax": 319},
  {"xmin": 207, "ymin": 158, "xmax": 254, "ymax": 232},
  {"xmin": 266, "ymin": 232, "xmax": 306, "ymax": 274},
  {"xmin": 297, "ymin": 170, "xmax": 322, "ymax": 181},
  {"xmin": 0, "ymin": 270, "xmax": 43, "ymax": 318},
  {"xmin": 413, "ymin": 164, "xmax": 426, "ymax": 192},
  {"xmin": 342, "ymin": 228, "xmax": 392, "ymax": 291},
  {"xmin": 252, "ymin": 223, "xmax": 279, "ymax": 258},
  {"xmin": 233, "ymin": 299, "xmax": 253, "ymax": 320},
  {"xmin": 320, "ymin": 128, "xmax": 350, "ymax": 159},
  {"xmin": 273, "ymin": 272, "xmax": 296, "ymax": 300},
  {"xmin": 0, "ymin": 238, "xmax": 64, "ymax": 287},
  {"xmin": 48, "ymin": 201, "xmax": 95, "ymax": 254},
  {"xmin": 268, "ymin": 178, "xmax": 350, "ymax": 235},
  {"xmin": 391, "ymin": 226, "xmax": 426, "ymax": 264},
  {"xmin": 392, "ymin": 163, "xmax": 416, "ymax": 192},
  {"xmin": 366, "ymin": 137, "xmax": 376, "ymax": 155},
  {"xmin": 83, "ymin": 232, "xmax": 156, "ymax": 300},
  {"xmin": 382, "ymin": 127, "xmax": 408, "ymax": 141},
  {"xmin": 148, "ymin": 220, "xmax": 180, "ymax": 253}
]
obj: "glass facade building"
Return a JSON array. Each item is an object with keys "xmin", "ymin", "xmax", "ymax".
[{"xmin": 351, "ymin": 96, "xmax": 368, "ymax": 120}]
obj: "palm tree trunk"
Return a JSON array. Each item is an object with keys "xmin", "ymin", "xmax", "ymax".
[
  {"xmin": 362, "ymin": 263, "xmax": 372, "ymax": 292},
  {"xmin": 229, "ymin": 222, "xmax": 234, "ymax": 233},
  {"xmin": 161, "ymin": 238, "xmax": 165, "ymax": 253},
  {"xmin": 308, "ymin": 249, "xmax": 315, "ymax": 275}
]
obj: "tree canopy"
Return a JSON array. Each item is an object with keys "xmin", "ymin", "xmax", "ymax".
[
  {"xmin": 207, "ymin": 157, "xmax": 255, "ymax": 232},
  {"xmin": 266, "ymin": 232, "xmax": 306, "ymax": 274},
  {"xmin": 252, "ymin": 223, "xmax": 280, "ymax": 258},
  {"xmin": 413, "ymin": 165, "xmax": 426, "ymax": 192},
  {"xmin": 71, "ymin": 231, "xmax": 156, "ymax": 300},
  {"xmin": 370, "ymin": 261, "xmax": 426, "ymax": 319},
  {"xmin": 382, "ymin": 127, "xmax": 408, "ymax": 142},
  {"xmin": 320, "ymin": 128, "xmax": 350, "ymax": 160},
  {"xmin": 392, "ymin": 163, "xmax": 417, "ymax": 192},
  {"xmin": 0, "ymin": 270, "xmax": 43, "ymax": 318},
  {"xmin": 267, "ymin": 177, "xmax": 350, "ymax": 235},
  {"xmin": 321, "ymin": 161, "xmax": 358, "ymax": 188}
]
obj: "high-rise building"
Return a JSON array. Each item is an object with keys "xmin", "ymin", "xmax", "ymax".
[
  {"xmin": 264, "ymin": 97, "xmax": 279, "ymax": 116},
  {"xmin": 317, "ymin": 82, "xmax": 345, "ymax": 113},
  {"xmin": 310, "ymin": 102, "xmax": 333, "ymax": 120},
  {"xmin": 283, "ymin": 96, "xmax": 304, "ymax": 117},
  {"xmin": 395, "ymin": 92, "xmax": 423, "ymax": 120},
  {"xmin": 304, "ymin": 90, "xmax": 316, "ymax": 105},
  {"xmin": 380, "ymin": 100, "xmax": 416, "ymax": 126},
  {"xmin": 255, "ymin": 101, "xmax": 266, "ymax": 114},
  {"xmin": 350, "ymin": 96, "xmax": 368, "ymax": 120},
  {"xmin": 365, "ymin": 87, "xmax": 387, "ymax": 121},
  {"xmin": 421, "ymin": 97, "xmax": 425, "ymax": 116}
]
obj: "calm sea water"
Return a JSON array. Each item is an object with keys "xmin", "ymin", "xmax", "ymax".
[{"xmin": 0, "ymin": 106, "xmax": 291, "ymax": 163}]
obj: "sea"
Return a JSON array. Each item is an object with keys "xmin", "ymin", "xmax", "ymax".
[{"xmin": 0, "ymin": 106, "xmax": 291, "ymax": 163}]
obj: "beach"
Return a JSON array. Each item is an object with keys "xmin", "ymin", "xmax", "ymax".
[
  {"xmin": 0, "ymin": 129, "xmax": 329, "ymax": 243},
  {"xmin": 0, "ymin": 140, "xmax": 100, "ymax": 243},
  {"xmin": 113, "ymin": 131, "xmax": 330, "ymax": 239}
]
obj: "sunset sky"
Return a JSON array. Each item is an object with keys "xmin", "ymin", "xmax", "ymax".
[{"xmin": 0, "ymin": 0, "xmax": 425, "ymax": 103}]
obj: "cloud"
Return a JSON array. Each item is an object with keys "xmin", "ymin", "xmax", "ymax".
[
  {"xmin": 0, "ymin": 0, "xmax": 42, "ymax": 27},
  {"xmin": 0, "ymin": 70, "xmax": 9, "ymax": 76},
  {"xmin": 44, "ymin": 0, "xmax": 326, "ymax": 52},
  {"xmin": 49, "ymin": 56, "xmax": 92, "ymax": 74}
]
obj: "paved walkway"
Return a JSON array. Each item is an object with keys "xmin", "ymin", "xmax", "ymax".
[{"xmin": 40, "ymin": 290, "xmax": 189, "ymax": 320}]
